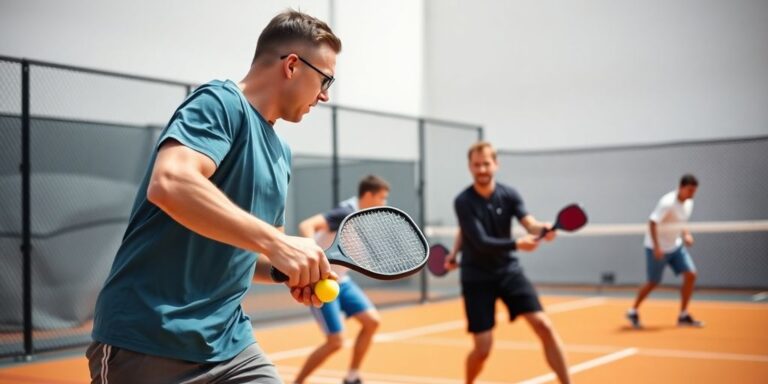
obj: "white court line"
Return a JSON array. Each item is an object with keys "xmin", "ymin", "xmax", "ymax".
[
  {"xmin": 542, "ymin": 297, "xmax": 606, "ymax": 313},
  {"xmin": 276, "ymin": 344, "xmax": 768, "ymax": 384},
  {"xmin": 269, "ymin": 346, "xmax": 317, "ymax": 361},
  {"xmin": 374, "ymin": 320, "xmax": 465, "ymax": 342},
  {"xmin": 639, "ymin": 348, "xmax": 768, "ymax": 363},
  {"xmin": 395, "ymin": 337, "xmax": 768, "ymax": 363},
  {"xmin": 270, "ymin": 297, "xmax": 605, "ymax": 360},
  {"xmin": 269, "ymin": 296, "xmax": 764, "ymax": 360},
  {"xmin": 278, "ymin": 365, "xmax": 509, "ymax": 384},
  {"xmin": 396, "ymin": 337, "xmax": 619, "ymax": 355},
  {"xmin": 601, "ymin": 296, "xmax": 768, "ymax": 311},
  {"xmin": 271, "ymin": 297, "xmax": 606, "ymax": 383},
  {"xmin": 517, "ymin": 348, "xmax": 638, "ymax": 384},
  {"xmin": 376, "ymin": 297, "xmax": 605, "ymax": 343},
  {"xmin": 753, "ymin": 292, "xmax": 768, "ymax": 301},
  {"xmin": 632, "ymin": 301, "xmax": 768, "ymax": 311},
  {"xmin": 269, "ymin": 295, "xmax": 765, "ymax": 383}
]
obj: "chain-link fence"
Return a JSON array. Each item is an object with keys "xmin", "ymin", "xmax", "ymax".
[
  {"xmin": 3, "ymin": 55, "xmax": 765, "ymax": 362},
  {"xmin": 0, "ymin": 57, "xmax": 191, "ymax": 359},
  {"xmin": 0, "ymin": 57, "xmax": 24, "ymax": 359},
  {"xmin": 0, "ymin": 56, "xmax": 482, "ymax": 359}
]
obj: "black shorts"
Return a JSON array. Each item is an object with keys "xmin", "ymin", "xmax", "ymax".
[{"xmin": 461, "ymin": 271, "xmax": 543, "ymax": 333}]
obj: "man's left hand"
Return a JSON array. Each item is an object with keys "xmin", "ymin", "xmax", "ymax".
[
  {"xmin": 540, "ymin": 223, "xmax": 557, "ymax": 242},
  {"xmin": 684, "ymin": 233, "xmax": 694, "ymax": 247},
  {"xmin": 288, "ymin": 271, "xmax": 339, "ymax": 308}
]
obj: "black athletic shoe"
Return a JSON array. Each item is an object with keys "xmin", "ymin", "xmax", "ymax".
[
  {"xmin": 343, "ymin": 379, "xmax": 362, "ymax": 384},
  {"xmin": 678, "ymin": 314, "xmax": 704, "ymax": 327},
  {"xmin": 626, "ymin": 310, "xmax": 642, "ymax": 329}
]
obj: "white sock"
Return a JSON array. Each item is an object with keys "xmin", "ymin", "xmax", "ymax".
[
  {"xmin": 680, "ymin": 310, "xmax": 689, "ymax": 317},
  {"xmin": 627, "ymin": 308, "xmax": 637, "ymax": 315},
  {"xmin": 345, "ymin": 370, "xmax": 360, "ymax": 382}
]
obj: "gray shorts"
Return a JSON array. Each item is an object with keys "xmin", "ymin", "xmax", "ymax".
[{"xmin": 86, "ymin": 341, "xmax": 281, "ymax": 384}]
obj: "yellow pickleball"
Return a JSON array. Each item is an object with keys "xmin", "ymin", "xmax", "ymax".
[{"xmin": 314, "ymin": 279, "xmax": 340, "ymax": 303}]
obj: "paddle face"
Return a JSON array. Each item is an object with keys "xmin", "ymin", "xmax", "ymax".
[
  {"xmin": 554, "ymin": 204, "xmax": 588, "ymax": 232},
  {"xmin": 536, "ymin": 203, "xmax": 588, "ymax": 240},
  {"xmin": 271, "ymin": 206, "xmax": 429, "ymax": 283},
  {"xmin": 427, "ymin": 244, "xmax": 450, "ymax": 277}
]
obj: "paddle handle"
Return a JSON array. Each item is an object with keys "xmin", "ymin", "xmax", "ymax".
[{"xmin": 270, "ymin": 267, "xmax": 289, "ymax": 283}]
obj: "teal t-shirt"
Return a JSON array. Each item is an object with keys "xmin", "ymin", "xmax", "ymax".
[{"xmin": 92, "ymin": 80, "xmax": 291, "ymax": 363}]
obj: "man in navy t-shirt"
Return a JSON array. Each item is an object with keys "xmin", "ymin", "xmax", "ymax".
[{"xmin": 446, "ymin": 141, "xmax": 571, "ymax": 384}]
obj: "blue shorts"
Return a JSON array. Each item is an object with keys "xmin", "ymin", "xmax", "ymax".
[
  {"xmin": 310, "ymin": 277, "xmax": 374, "ymax": 335},
  {"xmin": 646, "ymin": 246, "xmax": 696, "ymax": 284}
]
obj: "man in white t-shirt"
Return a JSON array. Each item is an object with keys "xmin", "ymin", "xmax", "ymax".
[{"xmin": 627, "ymin": 174, "xmax": 703, "ymax": 328}]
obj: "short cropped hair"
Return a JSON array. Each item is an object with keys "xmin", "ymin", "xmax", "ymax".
[
  {"xmin": 252, "ymin": 9, "xmax": 342, "ymax": 63},
  {"xmin": 467, "ymin": 141, "xmax": 497, "ymax": 161},
  {"xmin": 680, "ymin": 174, "xmax": 699, "ymax": 187},
  {"xmin": 358, "ymin": 175, "xmax": 390, "ymax": 198}
]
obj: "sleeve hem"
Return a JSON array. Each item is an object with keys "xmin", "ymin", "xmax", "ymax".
[{"xmin": 158, "ymin": 134, "xmax": 226, "ymax": 167}]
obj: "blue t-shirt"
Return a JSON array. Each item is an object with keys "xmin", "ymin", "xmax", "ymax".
[
  {"xmin": 454, "ymin": 183, "xmax": 528, "ymax": 282},
  {"xmin": 92, "ymin": 80, "xmax": 292, "ymax": 363}
]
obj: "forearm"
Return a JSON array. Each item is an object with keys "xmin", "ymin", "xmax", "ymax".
[
  {"xmin": 521, "ymin": 215, "xmax": 546, "ymax": 235},
  {"xmin": 298, "ymin": 214, "xmax": 328, "ymax": 238},
  {"xmin": 148, "ymin": 168, "xmax": 282, "ymax": 255},
  {"xmin": 461, "ymin": 225, "xmax": 518, "ymax": 252},
  {"xmin": 649, "ymin": 221, "xmax": 660, "ymax": 249},
  {"xmin": 451, "ymin": 229, "xmax": 463, "ymax": 253}
]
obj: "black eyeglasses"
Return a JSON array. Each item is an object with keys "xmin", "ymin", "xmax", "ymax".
[{"xmin": 280, "ymin": 54, "xmax": 335, "ymax": 92}]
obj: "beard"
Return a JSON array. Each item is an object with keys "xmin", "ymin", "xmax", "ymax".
[{"xmin": 474, "ymin": 174, "xmax": 493, "ymax": 186}]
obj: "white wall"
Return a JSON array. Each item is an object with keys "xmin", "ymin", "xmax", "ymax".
[
  {"xmin": 0, "ymin": 0, "xmax": 328, "ymax": 82},
  {"xmin": 4, "ymin": 0, "xmax": 766, "ymax": 152},
  {"xmin": 333, "ymin": 0, "xmax": 424, "ymax": 115},
  {"xmin": 0, "ymin": 0, "xmax": 424, "ymax": 121},
  {"xmin": 424, "ymin": 0, "xmax": 768, "ymax": 150}
]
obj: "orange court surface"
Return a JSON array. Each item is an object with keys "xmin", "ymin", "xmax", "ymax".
[{"xmin": 1, "ymin": 294, "xmax": 767, "ymax": 384}]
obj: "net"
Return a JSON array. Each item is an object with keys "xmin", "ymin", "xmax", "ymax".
[
  {"xmin": 339, "ymin": 208, "xmax": 428, "ymax": 276},
  {"xmin": 425, "ymin": 220, "xmax": 768, "ymax": 289}
]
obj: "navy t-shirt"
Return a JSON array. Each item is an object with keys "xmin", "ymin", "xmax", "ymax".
[
  {"xmin": 323, "ymin": 205, "xmax": 355, "ymax": 231},
  {"xmin": 454, "ymin": 183, "xmax": 528, "ymax": 282}
]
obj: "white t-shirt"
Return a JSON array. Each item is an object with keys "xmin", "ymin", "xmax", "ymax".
[{"xmin": 643, "ymin": 190, "xmax": 694, "ymax": 252}]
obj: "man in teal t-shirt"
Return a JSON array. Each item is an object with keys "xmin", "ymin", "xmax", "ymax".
[{"xmin": 87, "ymin": 10, "xmax": 341, "ymax": 384}]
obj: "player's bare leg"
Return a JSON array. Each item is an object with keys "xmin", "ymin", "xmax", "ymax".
[
  {"xmin": 293, "ymin": 334, "xmax": 343, "ymax": 384},
  {"xmin": 632, "ymin": 281, "xmax": 658, "ymax": 310},
  {"xmin": 345, "ymin": 309, "xmax": 380, "ymax": 383},
  {"xmin": 678, "ymin": 271, "xmax": 703, "ymax": 326},
  {"xmin": 466, "ymin": 330, "xmax": 493, "ymax": 384},
  {"xmin": 523, "ymin": 311, "xmax": 571, "ymax": 384},
  {"xmin": 680, "ymin": 271, "xmax": 696, "ymax": 312},
  {"xmin": 627, "ymin": 282, "xmax": 658, "ymax": 328}
]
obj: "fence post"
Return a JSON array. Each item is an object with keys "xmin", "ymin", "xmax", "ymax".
[
  {"xmin": 418, "ymin": 119, "xmax": 428, "ymax": 303},
  {"xmin": 21, "ymin": 59, "xmax": 33, "ymax": 360},
  {"xmin": 331, "ymin": 106, "xmax": 339, "ymax": 206}
]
